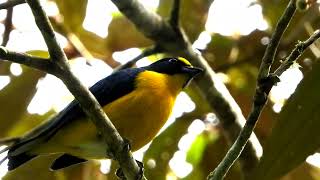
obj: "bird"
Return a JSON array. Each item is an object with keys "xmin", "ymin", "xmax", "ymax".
[{"xmin": 1, "ymin": 57, "xmax": 202, "ymax": 171}]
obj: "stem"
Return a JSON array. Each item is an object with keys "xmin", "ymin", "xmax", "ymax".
[
  {"xmin": 0, "ymin": 0, "xmax": 25, "ymax": 10},
  {"xmin": 208, "ymin": 1, "xmax": 298, "ymax": 179}
]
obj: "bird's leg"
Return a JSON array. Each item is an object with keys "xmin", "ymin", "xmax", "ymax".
[
  {"xmin": 115, "ymin": 138, "xmax": 144, "ymax": 180},
  {"xmin": 116, "ymin": 160, "xmax": 144, "ymax": 180}
]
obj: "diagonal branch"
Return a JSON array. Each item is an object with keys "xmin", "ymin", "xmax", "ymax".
[
  {"xmin": 0, "ymin": 0, "xmax": 25, "ymax": 10},
  {"xmin": 26, "ymin": 0, "xmax": 67, "ymax": 64},
  {"xmin": 1, "ymin": 6, "xmax": 13, "ymax": 46},
  {"xmin": 274, "ymin": 29, "xmax": 320, "ymax": 76},
  {"xmin": 169, "ymin": 0, "xmax": 181, "ymax": 28},
  {"xmin": 21, "ymin": 0, "xmax": 145, "ymax": 179},
  {"xmin": 258, "ymin": 0, "xmax": 297, "ymax": 80},
  {"xmin": 208, "ymin": 1, "xmax": 297, "ymax": 179}
]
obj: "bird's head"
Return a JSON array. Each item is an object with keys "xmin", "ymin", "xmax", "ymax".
[{"xmin": 146, "ymin": 57, "xmax": 203, "ymax": 88}]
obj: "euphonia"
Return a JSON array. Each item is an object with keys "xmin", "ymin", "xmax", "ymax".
[{"xmin": 1, "ymin": 57, "xmax": 202, "ymax": 171}]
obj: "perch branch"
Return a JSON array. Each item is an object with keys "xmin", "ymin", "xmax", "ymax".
[
  {"xmin": 1, "ymin": 0, "xmax": 146, "ymax": 179},
  {"xmin": 1, "ymin": 6, "xmax": 13, "ymax": 46}
]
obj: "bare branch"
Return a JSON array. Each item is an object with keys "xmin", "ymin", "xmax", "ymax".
[
  {"xmin": 0, "ymin": 0, "xmax": 25, "ymax": 10},
  {"xmin": 208, "ymin": 1, "xmax": 297, "ymax": 179},
  {"xmin": 22, "ymin": 0, "xmax": 144, "ymax": 179},
  {"xmin": 26, "ymin": 0, "xmax": 67, "ymax": 64},
  {"xmin": 1, "ymin": 7, "xmax": 13, "ymax": 46},
  {"xmin": 274, "ymin": 29, "xmax": 320, "ymax": 76},
  {"xmin": 0, "ymin": 46, "xmax": 55, "ymax": 73},
  {"xmin": 258, "ymin": 0, "xmax": 297, "ymax": 80},
  {"xmin": 169, "ymin": 0, "xmax": 181, "ymax": 28}
]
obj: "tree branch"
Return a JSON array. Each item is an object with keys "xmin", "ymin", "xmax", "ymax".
[
  {"xmin": 208, "ymin": 1, "xmax": 297, "ymax": 179},
  {"xmin": 1, "ymin": 0, "xmax": 144, "ymax": 179},
  {"xmin": 274, "ymin": 29, "xmax": 320, "ymax": 76},
  {"xmin": 169, "ymin": 0, "xmax": 180, "ymax": 28},
  {"xmin": 258, "ymin": 0, "xmax": 297, "ymax": 80},
  {"xmin": 110, "ymin": 0, "xmax": 260, "ymax": 177},
  {"xmin": 26, "ymin": 0, "xmax": 67, "ymax": 64},
  {"xmin": 1, "ymin": 6, "xmax": 13, "ymax": 46},
  {"xmin": 0, "ymin": 0, "xmax": 25, "ymax": 9},
  {"xmin": 0, "ymin": 47, "xmax": 55, "ymax": 73}
]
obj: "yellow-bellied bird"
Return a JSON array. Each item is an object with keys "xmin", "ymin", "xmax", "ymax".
[{"xmin": 2, "ymin": 57, "xmax": 202, "ymax": 171}]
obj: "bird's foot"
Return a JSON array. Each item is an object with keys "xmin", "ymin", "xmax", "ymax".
[{"xmin": 116, "ymin": 160, "xmax": 144, "ymax": 180}]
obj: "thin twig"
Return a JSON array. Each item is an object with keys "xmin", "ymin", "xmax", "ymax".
[
  {"xmin": 274, "ymin": 29, "xmax": 320, "ymax": 76},
  {"xmin": 0, "ymin": 46, "xmax": 55, "ymax": 73},
  {"xmin": 258, "ymin": 0, "xmax": 297, "ymax": 80},
  {"xmin": 113, "ymin": 45, "xmax": 162, "ymax": 72},
  {"xmin": 26, "ymin": 0, "xmax": 67, "ymax": 64},
  {"xmin": 169, "ymin": 0, "xmax": 180, "ymax": 28},
  {"xmin": 0, "ymin": 0, "xmax": 25, "ymax": 9},
  {"xmin": 208, "ymin": 1, "xmax": 297, "ymax": 179},
  {"xmin": 1, "ymin": 6, "xmax": 13, "ymax": 46}
]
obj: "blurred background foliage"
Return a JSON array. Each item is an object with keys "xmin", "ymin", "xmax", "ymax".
[{"xmin": 0, "ymin": 0, "xmax": 320, "ymax": 179}]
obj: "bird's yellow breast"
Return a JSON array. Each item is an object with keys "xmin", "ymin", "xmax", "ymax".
[
  {"xmin": 34, "ymin": 70, "xmax": 188, "ymax": 158},
  {"xmin": 105, "ymin": 70, "xmax": 187, "ymax": 150}
]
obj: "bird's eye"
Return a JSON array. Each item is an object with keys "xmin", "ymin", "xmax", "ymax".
[{"xmin": 169, "ymin": 58, "xmax": 178, "ymax": 63}]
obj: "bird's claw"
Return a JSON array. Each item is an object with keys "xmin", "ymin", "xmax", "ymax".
[{"xmin": 116, "ymin": 160, "xmax": 144, "ymax": 180}]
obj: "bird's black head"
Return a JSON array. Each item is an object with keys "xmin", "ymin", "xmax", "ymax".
[
  {"xmin": 146, "ymin": 57, "xmax": 203, "ymax": 87},
  {"xmin": 146, "ymin": 57, "xmax": 203, "ymax": 76}
]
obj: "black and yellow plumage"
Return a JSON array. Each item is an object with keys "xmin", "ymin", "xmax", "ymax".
[{"xmin": 2, "ymin": 57, "xmax": 202, "ymax": 171}]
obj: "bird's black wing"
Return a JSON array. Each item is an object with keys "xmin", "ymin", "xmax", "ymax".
[
  {"xmin": 50, "ymin": 154, "xmax": 87, "ymax": 170},
  {"xmin": 9, "ymin": 67, "xmax": 145, "ymax": 155}
]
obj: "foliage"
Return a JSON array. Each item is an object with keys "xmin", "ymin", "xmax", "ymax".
[{"xmin": 0, "ymin": 0, "xmax": 320, "ymax": 179}]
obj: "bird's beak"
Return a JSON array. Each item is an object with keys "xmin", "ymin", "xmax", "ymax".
[
  {"xmin": 181, "ymin": 66, "xmax": 203, "ymax": 77},
  {"xmin": 181, "ymin": 66, "xmax": 203, "ymax": 88}
]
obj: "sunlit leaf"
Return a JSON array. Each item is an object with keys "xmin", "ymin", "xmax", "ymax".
[
  {"xmin": 6, "ymin": 111, "xmax": 55, "ymax": 137},
  {"xmin": 54, "ymin": 0, "xmax": 88, "ymax": 32},
  {"xmin": 106, "ymin": 17, "xmax": 152, "ymax": 51},
  {"xmin": 0, "ymin": 67, "xmax": 44, "ymax": 138},
  {"xmin": 186, "ymin": 133, "xmax": 217, "ymax": 165},
  {"xmin": 26, "ymin": 50, "xmax": 50, "ymax": 59}
]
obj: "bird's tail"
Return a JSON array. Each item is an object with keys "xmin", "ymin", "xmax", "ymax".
[
  {"xmin": 7, "ymin": 152, "xmax": 37, "ymax": 170},
  {"xmin": 0, "ymin": 137, "xmax": 38, "ymax": 171}
]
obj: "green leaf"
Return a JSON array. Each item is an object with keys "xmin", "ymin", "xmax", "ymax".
[
  {"xmin": 186, "ymin": 133, "xmax": 218, "ymax": 165},
  {"xmin": 0, "ymin": 66, "xmax": 44, "ymax": 138},
  {"xmin": 54, "ymin": 0, "xmax": 88, "ymax": 32},
  {"xmin": 26, "ymin": 50, "xmax": 50, "ymax": 58},
  {"xmin": 251, "ymin": 61, "xmax": 320, "ymax": 180}
]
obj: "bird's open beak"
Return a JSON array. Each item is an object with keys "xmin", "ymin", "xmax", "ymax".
[{"xmin": 181, "ymin": 66, "xmax": 203, "ymax": 88}]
